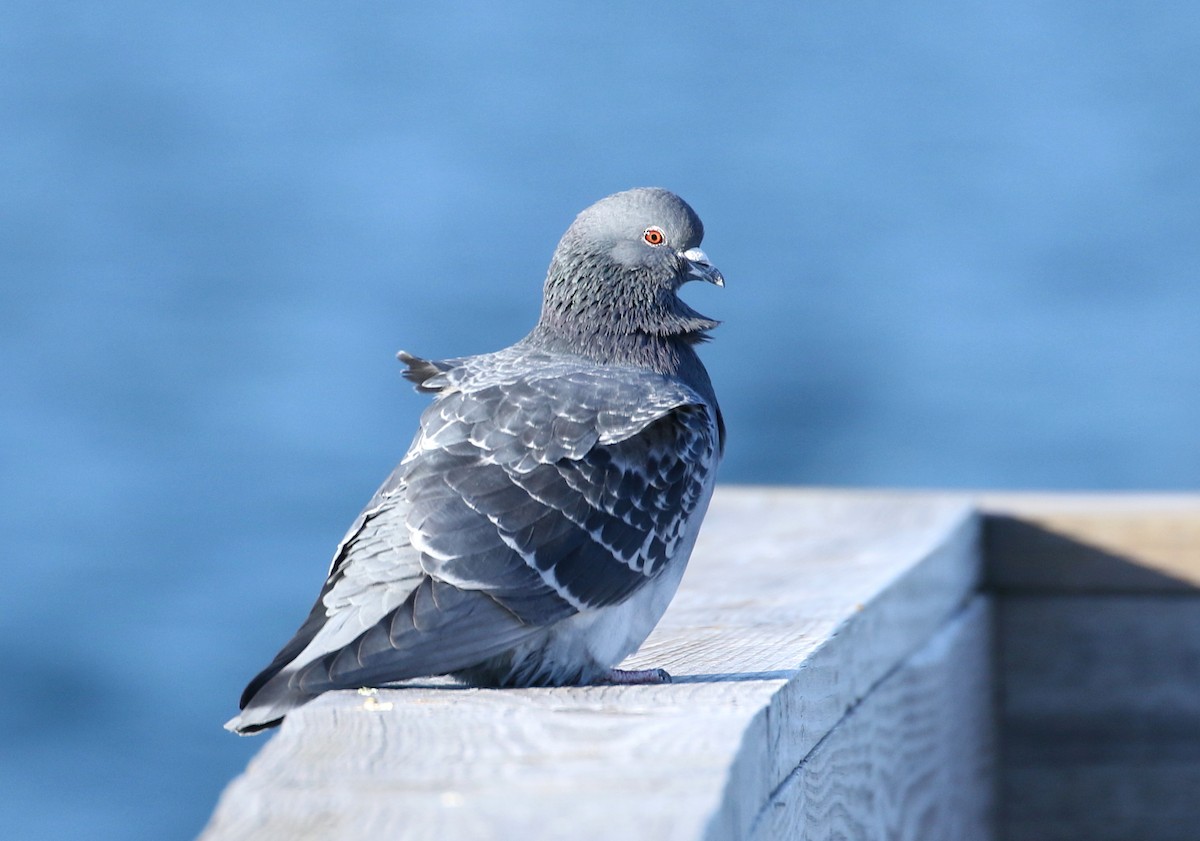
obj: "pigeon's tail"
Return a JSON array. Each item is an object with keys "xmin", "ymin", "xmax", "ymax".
[
  {"xmin": 226, "ymin": 576, "xmax": 543, "ymax": 735},
  {"xmin": 224, "ymin": 681, "xmax": 315, "ymax": 735}
]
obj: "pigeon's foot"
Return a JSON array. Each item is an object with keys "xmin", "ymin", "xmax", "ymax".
[{"xmin": 597, "ymin": 667, "xmax": 672, "ymax": 685}]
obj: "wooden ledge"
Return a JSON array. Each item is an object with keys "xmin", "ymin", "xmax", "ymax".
[{"xmin": 201, "ymin": 488, "xmax": 981, "ymax": 840}]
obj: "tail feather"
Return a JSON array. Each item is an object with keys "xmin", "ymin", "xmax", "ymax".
[
  {"xmin": 236, "ymin": 597, "xmax": 329, "ymax": 713},
  {"xmin": 397, "ymin": 351, "xmax": 453, "ymax": 393},
  {"xmin": 228, "ymin": 577, "xmax": 536, "ymax": 734}
]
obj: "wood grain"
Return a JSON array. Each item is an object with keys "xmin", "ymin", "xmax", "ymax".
[
  {"xmin": 998, "ymin": 594, "xmax": 1200, "ymax": 841},
  {"xmin": 973, "ymin": 493, "xmax": 1200, "ymax": 840},
  {"xmin": 749, "ymin": 598, "xmax": 995, "ymax": 841},
  {"xmin": 200, "ymin": 487, "xmax": 982, "ymax": 841}
]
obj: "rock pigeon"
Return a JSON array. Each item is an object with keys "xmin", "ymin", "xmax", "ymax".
[{"xmin": 227, "ymin": 187, "xmax": 725, "ymax": 734}]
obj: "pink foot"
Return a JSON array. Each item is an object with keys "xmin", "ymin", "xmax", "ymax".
[{"xmin": 597, "ymin": 667, "xmax": 672, "ymax": 685}]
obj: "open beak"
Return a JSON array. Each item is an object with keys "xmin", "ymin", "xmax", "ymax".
[{"xmin": 682, "ymin": 247, "xmax": 725, "ymax": 288}]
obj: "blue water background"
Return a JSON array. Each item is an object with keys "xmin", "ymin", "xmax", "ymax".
[{"xmin": 3, "ymin": 3, "xmax": 1198, "ymax": 838}]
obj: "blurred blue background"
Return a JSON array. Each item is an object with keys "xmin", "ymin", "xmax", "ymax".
[{"xmin": 2, "ymin": 2, "xmax": 1198, "ymax": 838}]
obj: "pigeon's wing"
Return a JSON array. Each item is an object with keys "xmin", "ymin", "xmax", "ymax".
[
  {"xmin": 231, "ymin": 356, "xmax": 717, "ymax": 731},
  {"xmin": 402, "ymin": 359, "xmax": 720, "ymax": 617}
]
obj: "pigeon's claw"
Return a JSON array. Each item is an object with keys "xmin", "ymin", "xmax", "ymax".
[{"xmin": 596, "ymin": 667, "xmax": 672, "ymax": 686}]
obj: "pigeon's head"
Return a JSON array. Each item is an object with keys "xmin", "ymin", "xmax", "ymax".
[{"xmin": 537, "ymin": 188, "xmax": 724, "ymax": 346}]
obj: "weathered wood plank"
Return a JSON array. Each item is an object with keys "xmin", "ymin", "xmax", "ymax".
[
  {"xmin": 1003, "ymin": 765, "xmax": 1200, "ymax": 841},
  {"xmin": 201, "ymin": 488, "xmax": 981, "ymax": 841},
  {"xmin": 983, "ymin": 494, "xmax": 1200, "ymax": 839},
  {"xmin": 1001, "ymin": 596, "xmax": 1200, "ymax": 740},
  {"xmin": 699, "ymin": 492, "xmax": 981, "ymax": 840},
  {"xmin": 998, "ymin": 594, "xmax": 1200, "ymax": 841},
  {"xmin": 647, "ymin": 489, "xmax": 982, "ymax": 840},
  {"xmin": 749, "ymin": 597, "xmax": 995, "ymax": 841},
  {"xmin": 202, "ymin": 681, "xmax": 779, "ymax": 841}
]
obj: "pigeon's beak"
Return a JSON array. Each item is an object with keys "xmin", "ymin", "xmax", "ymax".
[{"xmin": 682, "ymin": 247, "xmax": 725, "ymax": 288}]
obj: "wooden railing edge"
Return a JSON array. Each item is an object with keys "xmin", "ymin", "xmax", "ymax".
[{"xmin": 201, "ymin": 488, "xmax": 1200, "ymax": 840}]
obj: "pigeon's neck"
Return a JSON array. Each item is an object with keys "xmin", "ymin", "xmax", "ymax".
[
  {"xmin": 523, "ymin": 322, "xmax": 718, "ymax": 407},
  {"xmin": 526, "ymin": 322, "xmax": 681, "ymax": 368},
  {"xmin": 525, "ymin": 256, "xmax": 721, "ymax": 399}
]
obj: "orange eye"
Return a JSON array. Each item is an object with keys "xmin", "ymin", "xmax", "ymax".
[{"xmin": 642, "ymin": 227, "xmax": 666, "ymax": 246}]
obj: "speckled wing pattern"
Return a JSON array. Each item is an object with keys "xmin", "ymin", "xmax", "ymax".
[
  {"xmin": 401, "ymin": 350, "xmax": 718, "ymax": 611},
  {"xmin": 240, "ymin": 349, "xmax": 719, "ymax": 705}
]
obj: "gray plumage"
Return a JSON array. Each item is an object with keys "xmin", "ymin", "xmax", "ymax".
[{"xmin": 228, "ymin": 187, "xmax": 725, "ymax": 734}]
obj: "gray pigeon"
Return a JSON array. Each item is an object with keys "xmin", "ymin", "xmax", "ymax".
[{"xmin": 228, "ymin": 187, "xmax": 725, "ymax": 734}]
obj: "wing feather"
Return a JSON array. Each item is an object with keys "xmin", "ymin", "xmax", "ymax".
[{"xmin": 401, "ymin": 358, "xmax": 719, "ymax": 614}]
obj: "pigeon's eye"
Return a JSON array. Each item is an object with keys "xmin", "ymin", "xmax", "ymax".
[{"xmin": 642, "ymin": 227, "xmax": 666, "ymax": 246}]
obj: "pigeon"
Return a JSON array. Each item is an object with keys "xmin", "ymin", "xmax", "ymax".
[{"xmin": 227, "ymin": 187, "xmax": 725, "ymax": 734}]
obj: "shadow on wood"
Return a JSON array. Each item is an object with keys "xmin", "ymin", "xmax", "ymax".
[
  {"xmin": 983, "ymin": 501, "xmax": 1200, "ymax": 841},
  {"xmin": 986, "ymin": 515, "xmax": 1200, "ymax": 593}
]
